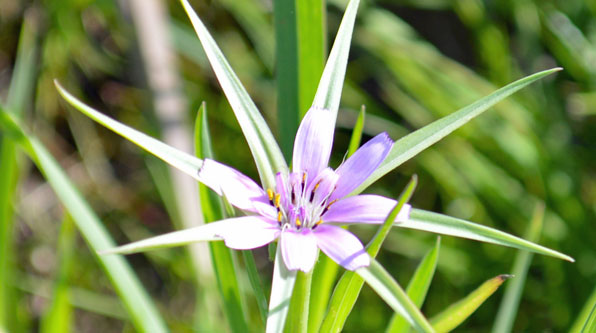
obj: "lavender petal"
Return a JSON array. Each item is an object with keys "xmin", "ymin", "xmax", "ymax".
[
  {"xmin": 280, "ymin": 229, "xmax": 318, "ymax": 272},
  {"xmin": 313, "ymin": 225, "xmax": 370, "ymax": 271},
  {"xmin": 323, "ymin": 194, "xmax": 411, "ymax": 224},
  {"xmin": 331, "ymin": 132, "xmax": 393, "ymax": 201}
]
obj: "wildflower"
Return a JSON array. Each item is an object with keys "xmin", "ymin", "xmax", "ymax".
[{"xmin": 195, "ymin": 106, "xmax": 410, "ymax": 272}]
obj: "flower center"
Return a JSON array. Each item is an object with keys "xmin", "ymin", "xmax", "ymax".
[{"xmin": 268, "ymin": 170, "xmax": 338, "ymax": 230}]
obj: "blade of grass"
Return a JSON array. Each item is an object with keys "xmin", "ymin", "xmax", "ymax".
[
  {"xmin": 357, "ymin": 260, "xmax": 434, "ymax": 333},
  {"xmin": 297, "ymin": 0, "xmax": 326, "ymax": 114},
  {"xmin": 347, "ymin": 105, "xmax": 366, "ymax": 157},
  {"xmin": 571, "ymin": 287, "xmax": 596, "ymax": 332},
  {"xmin": 0, "ymin": 15, "xmax": 37, "ymax": 332},
  {"xmin": 403, "ymin": 209, "xmax": 573, "ymax": 262},
  {"xmin": 179, "ymin": 0, "xmax": 285, "ymax": 188},
  {"xmin": 195, "ymin": 102, "xmax": 249, "ymax": 332},
  {"xmin": 0, "ymin": 111, "xmax": 168, "ymax": 332},
  {"xmin": 320, "ymin": 176, "xmax": 418, "ymax": 332},
  {"xmin": 242, "ymin": 250, "xmax": 269, "ymax": 326},
  {"xmin": 40, "ymin": 216, "xmax": 75, "ymax": 333},
  {"xmin": 312, "ymin": 0, "xmax": 360, "ymax": 115},
  {"xmin": 54, "ymin": 81, "xmax": 204, "ymax": 181},
  {"xmin": 308, "ymin": 104, "xmax": 366, "ymax": 331},
  {"xmin": 430, "ymin": 275, "xmax": 512, "ymax": 332},
  {"xmin": 274, "ymin": 0, "xmax": 299, "ymax": 160},
  {"xmin": 285, "ymin": 270, "xmax": 313, "ymax": 333},
  {"xmin": 492, "ymin": 203, "xmax": 544, "ymax": 333},
  {"xmin": 388, "ymin": 237, "xmax": 441, "ymax": 333},
  {"xmin": 352, "ymin": 68, "xmax": 562, "ymax": 195}
]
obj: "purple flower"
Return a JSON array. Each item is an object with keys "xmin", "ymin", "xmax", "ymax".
[{"xmin": 197, "ymin": 107, "xmax": 410, "ymax": 272}]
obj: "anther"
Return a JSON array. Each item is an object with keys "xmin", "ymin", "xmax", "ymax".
[
  {"xmin": 267, "ymin": 189, "xmax": 275, "ymax": 204},
  {"xmin": 313, "ymin": 219, "xmax": 323, "ymax": 229},
  {"xmin": 275, "ymin": 194, "xmax": 281, "ymax": 207},
  {"xmin": 309, "ymin": 182, "xmax": 321, "ymax": 202},
  {"xmin": 277, "ymin": 211, "xmax": 283, "ymax": 223},
  {"xmin": 295, "ymin": 218, "xmax": 301, "ymax": 228}
]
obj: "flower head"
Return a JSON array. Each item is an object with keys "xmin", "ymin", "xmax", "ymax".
[{"xmin": 198, "ymin": 107, "xmax": 410, "ymax": 272}]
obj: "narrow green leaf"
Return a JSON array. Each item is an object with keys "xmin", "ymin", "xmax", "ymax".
[
  {"xmin": 195, "ymin": 102, "xmax": 250, "ymax": 333},
  {"xmin": 274, "ymin": 0, "xmax": 299, "ymax": 160},
  {"xmin": 403, "ymin": 209, "xmax": 573, "ymax": 262},
  {"xmin": 357, "ymin": 260, "xmax": 434, "ymax": 333},
  {"xmin": 320, "ymin": 176, "xmax": 418, "ymax": 332},
  {"xmin": 353, "ymin": 68, "xmax": 562, "ymax": 194},
  {"xmin": 492, "ymin": 204, "xmax": 544, "ymax": 333},
  {"xmin": 580, "ymin": 304, "xmax": 596, "ymax": 333},
  {"xmin": 179, "ymin": 0, "xmax": 286, "ymax": 188},
  {"xmin": 242, "ymin": 250, "xmax": 269, "ymax": 326},
  {"xmin": 308, "ymin": 254, "xmax": 340, "ymax": 333},
  {"xmin": 40, "ymin": 216, "xmax": 75, "ymax": 333},
  {"xmin": 54, "ymin": 81, "xmax": 204, "ymax": 181},
  {"xmin": 312, "ymin": 0, "xmax": 360, "ymax": 116},
  {"xmin": 347, "ymin": 105, "xmax": 366, "ymax": 157},
  {"xmin": 388, "ymin": 237, "xmax": 441, "ymax": 333},
  {"xmin": 285, "ymin": 270, "xmax": 312, "ymax": 333},
  {"xmin": 98, "ymin": 224, "xmax": 223, "ymax": 255},
  {"xmin": 0, "ymin": 112, "xmax": 168, "ymax": 332},
  {"xmin": 266, "ymin": 244, "xmax": 297, "ymax": 333},
  {"xmin": 431, "ymin": 275, "xmax": 512, "ymax": 332},
  {"xmin": 297, "ymin": 0, "xmax": 326, "ymax": 114},
  {"xmin": 1, "ymin": 16, "xmax": 37, "ymax": 332},
  {"xmin": 571, "ymin": 287, "xmax": 596, "ymax": 332}
]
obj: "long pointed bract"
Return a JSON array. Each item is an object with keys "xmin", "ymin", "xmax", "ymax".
[{"xmin": 179, "ymin": 0, "xmax": 285, "ymax": 189}]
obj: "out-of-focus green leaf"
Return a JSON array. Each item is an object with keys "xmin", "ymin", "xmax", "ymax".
[
  {"xmin": 352, "ymin": 68, "xmax": 562, "ymax": 194},
  {"xmin": 0, "ymin": 110, "xmax": 168, "ymax": 332},
  {"xmin": 179, "ymin": 0, "xmax": 285, "ymax": 189},
  {"xmin": 431, "ymin": 275, "xmax": 512, "ymax": 332},
  {"xmin": 195, "ymin": 102, "xmax": 249, "ymax": 333},
  {"xmin": 388, "ymin": 237, "xmax": 441, "ymax": 333},
  {"xmin": 357, "ymin": 260, "xmax": 434, "ymax": 333},
  {"xmin": 274, "ymin": 0, "xmax": 299, "ymax": 160},
  {"xmin": 40, "ymin": 216, "xmax": 75, "ymax": 333},
  {"xmin": 578, "ymin": 304, "xmax": 596, "ymax": 333},
  {"xmin": 297, "ymin": 0, "xmax": 326, "ymax": 114},
  {"xmin": 55, "ymin": 82, "xmax": 203, "ymax": 181},
  {"xmin": 402, "ymin": 209, "xmax": 573, "ymax": 262},
  {"xmin": 571, "ymin": 286, "xmax": 596, "ymax": 332},
  {"xmin": 492, "ymin": 204, "xmax": 544, "ymax": 333},
  {"xmin": 1, "ymin": 15, "xmax": 37, "ymax": 332},
  {"xmin": 321, "ymin": 176, "xmax": 417, "ymax": 332}
]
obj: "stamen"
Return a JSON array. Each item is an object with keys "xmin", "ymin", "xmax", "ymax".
[
  {"xmin": 275, "ymin": 193, "xmax": 281, "ymax": 207},
  {"xmin": 295, "ymin": 218, "xmax": 301, "ymax": 228},
  {"xmin": 277, "ymin": 211, "xmax": 283, "ymax": 223},
  {"xmin": 267, "ymin": 189, "xmax": 275, "ymax": 204},
  {"xmin": 313, "ymin": 219, "xmax": 323, "ymax": 229},
  {"xmin": 301, "ymin": 172, "xmax": 306, "ymax": 190},
  {"xmin": 309, "ymin": 182, "xmax": 321, "ymax": 203}
]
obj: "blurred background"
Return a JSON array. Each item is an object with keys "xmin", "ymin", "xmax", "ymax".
[{"xmin": 0, "ymin": 0, "xmax": 595, "ymax": 331}]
